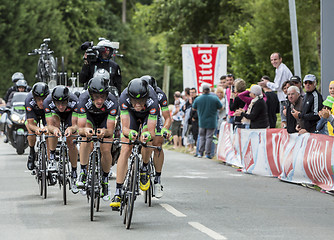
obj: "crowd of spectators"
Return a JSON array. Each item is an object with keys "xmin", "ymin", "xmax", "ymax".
[{"xmin": 169, "ymin": 52, "xmax": 334, "ymax": 158}]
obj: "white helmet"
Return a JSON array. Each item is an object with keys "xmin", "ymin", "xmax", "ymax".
[
  {"xmin": 93, "ymin": 68, "xmax": 110, "ymax": 81},
  {"xmin": 12, "ymin": 72, "xmax": 25, "ymax": 83},
  {"xmin": 97, "ymin": 39, "xmax": 113, "ymax": 49}
]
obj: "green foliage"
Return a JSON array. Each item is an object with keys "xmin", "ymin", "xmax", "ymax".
[{"xmin": 0, "ymin": 0, "xmax": 321, "ymax": 103}]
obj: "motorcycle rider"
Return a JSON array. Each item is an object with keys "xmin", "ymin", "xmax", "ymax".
[
  {"xmin": 25, "ymin": 82, "xmax": 50, "ymax": 171},
  {"xmin": 3, "ymin": 72, "xmax": 31, "ymax": 103},
  {"xmin": 6, "ymin": 80, "xmax": 29, "ymax": 107},
  {"xmin": 79, "ymin": 39, "xmax": 122, "ymax": 95}
]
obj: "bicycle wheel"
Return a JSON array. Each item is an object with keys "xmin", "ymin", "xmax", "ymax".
[
  {"xmin": 60, "ymin": 146, "xmax": 67, "ymax": 205},
  {"xmin": 37, "ymin": 143, "xmax": 43, "ymax": 196},
  {"xmin": 41, "ymin": 142, "xmax": 47, "ymax": 199},
  {"xmin": 90, "ymin": 151, "xmax": 97, "ymax": 221},
  {"xmin": 125, "ymin": 155, "xmax": 139, "ymax": 229}
]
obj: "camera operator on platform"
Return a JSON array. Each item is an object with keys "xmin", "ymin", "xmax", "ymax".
[{"xmin": 79, "ymin": 38, "xmax": 122, "ymax": 94}]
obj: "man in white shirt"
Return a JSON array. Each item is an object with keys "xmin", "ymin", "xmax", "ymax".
[
  {"xmin": 259, "ymin": 52, "xmax": 292, "ymax": 128},
  {"xmin": 259, "ymin": 52, "xmax": 292, "ymax": 102}
]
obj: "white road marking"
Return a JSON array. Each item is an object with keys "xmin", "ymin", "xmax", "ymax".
[
  {"xmin": 189, "ymin": 222, "xmax": 227, "ymax": 240},
  {"xmin": 160, "ymin": 203, "xmax": 187, "ymax": 217},
  {"xmin": 173, "ymin": 176, "xmax": 208, "ymax": 179}
]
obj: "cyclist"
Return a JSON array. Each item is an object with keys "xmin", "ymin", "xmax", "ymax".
[
  {"xmin": 25, "ymin": 82, "xmax": 50, "ymax": 171},
  {"xmin": 43, "ymin": 86, "xmax": 79, "ymax": 189},
  {"xmin": 110, "ymin": 78, "xmax": 159, "ymax": 209},
  {"xmin": 76, "ymin": 76, "xmax": 119, "ymax": 201},
  {"xmin": 79, "ymin": 39, "xmax": 122, "ymax": 95},
  {"xmin": 140, "ymin": 75, "xmax": 171, "ymax": 198}
]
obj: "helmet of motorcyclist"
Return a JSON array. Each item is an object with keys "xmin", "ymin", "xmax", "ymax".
[
  {"xmin": 127, "ymin": 78, "xmax": 149, "ymax": 105},
  {"xmin": 141, "ymin": 75, "xmax": 157, "ymax": 92},
  {"xmin": 97, "ymin": 39, "xmax": 113, "ymax": 59},
  {"xmin": 11, "ymin": 72, "xmax": 25, "ymax": 83},
  {"xmin": 88, "ymin": 77, "xmax": 109, "ymax": 99},
  {"xmin": 93, "ymin": 68, "xmax": 110, "ymax": 81},
  {"xmin": 32, "ymin": 82, "xmax": 49, "ymax": 98},
  {"xmin": 52, "ymin": 85, "xmax": 70, "ymax": 102},
  {"xmin": 15, "ymin": 80, "xmax": 28, "ymax": 91}
]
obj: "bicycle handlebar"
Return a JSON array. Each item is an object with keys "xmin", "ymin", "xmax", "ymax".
[
  {"xmin": 73, "ymin": 135, "xmax": 115, "ymax": 144},
  {"xmin": 115, "ymin": 139, "xmax": 162, "ymax": 151}
]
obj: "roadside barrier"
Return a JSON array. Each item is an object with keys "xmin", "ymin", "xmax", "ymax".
[{"xmin": 217, "ymin": 122, "xmax": 334, "ymax": 191}]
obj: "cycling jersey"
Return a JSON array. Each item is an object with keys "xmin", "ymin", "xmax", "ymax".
[
  {"xmin": 25, "ymin": 92, "xmax": 46, "ymax": 125},
  {"xmin": 76, "ymin": 90, "xmax": 119, "ymax": 128},
  {"xmin": 43, "ymin": 93, "xmax": 78, "ymax": 127},
  {"xmin": 119, "ymin": 85, "xmax": 159, "ymax": 131}
]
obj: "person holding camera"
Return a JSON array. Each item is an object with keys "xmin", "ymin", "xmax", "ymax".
[{"xmin": 79, "ymin": 39, "xmax": 122, "ymax": 95}]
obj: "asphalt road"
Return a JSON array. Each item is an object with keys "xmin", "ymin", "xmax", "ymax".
[{"xmin": 1, "ymin": 136, "xmax": 334, "ymax": 240}]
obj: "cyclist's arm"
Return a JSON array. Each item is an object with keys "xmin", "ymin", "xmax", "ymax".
[
  {"xmin": 162, "ymin": 109, "xmax": 172, "ymax": 130},
  {"xmin": 99, "ymin": 119, "xmax": 115, "ymax": 138},
  {"xmin": 26, "ymin": 119, "xmax": 41, "ymax": 133},
  {"xmin": 120, "ymin": 110, "xmax": 131, "ymax": 137},
  {"xmin": 45, "ymin": 116, "xmax": 58, "ymax": 135},
  {"xmin": 146, "ymin": 115, "xmax": 157, "ymax": 139},
  {"xmin": 66, "ymin": 114, "xmax": 78, "ymax": 136}
]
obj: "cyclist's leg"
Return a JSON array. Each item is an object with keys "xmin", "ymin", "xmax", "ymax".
[
  {"xmin": 48, "ymin": 114, "xmax": 59, "ymax": 171},
  {"xmin": 77, "ymin": 120, "xmax": 93, "ymax": 188},
  {"xmin": 99, "ymin": 118, "xmax": 114, "ymax": 200},
  {"xmin": 26, "ymin": 120, "xmax": 37, "ymax": 170}
]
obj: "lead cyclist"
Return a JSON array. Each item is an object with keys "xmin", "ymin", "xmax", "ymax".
[{"xmin": 141, "ymin": 75, "xmax": 171, "ymax": 198}]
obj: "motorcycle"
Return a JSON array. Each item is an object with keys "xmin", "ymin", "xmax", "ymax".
[{"xmin": 0, "ymin": 92, "xmax": 29, "ymax": 155}]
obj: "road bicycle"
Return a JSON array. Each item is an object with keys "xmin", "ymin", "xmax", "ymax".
[
  {"xmin": 117, "ymin": 138, "xmax": 161, "ymax": 229},
  {"xmin": 28, "ymin": 38, "xmax": 59, "ymax": 86},
  {"xmin": 31, "ymin": 130, "xmax": 48, "ymax": 199},
  {"xmin": 144, "ymin": 154, "xmax": 155, "ymax": 207},
  {"xmin": 57, "ymin": 121, "xmax": 75, "ymax": 205},
  {"xmin": 74, "ymin": 132, "xmax": 114, "ymax": 221}
]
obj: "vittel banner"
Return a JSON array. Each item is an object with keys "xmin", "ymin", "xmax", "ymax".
[{"xmin": 182, "ymin": 44, "xmax": 227, "ymax": 93}]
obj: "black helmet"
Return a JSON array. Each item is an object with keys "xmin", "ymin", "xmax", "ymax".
[
  {"xmin": 93, "ymin": 68, "xmax": 110, "ymax": 81},
  {"xmin": 32, "ymin": 82, "xmax": 49, "ymax": 98},
  {"xmin": 12, "ymin": 72, "xmax": 25, "ymax": 83},
  {"xmin": 127, "ymin": 78, "xmax": 149, "ymax": 100},
  {"xmin": 141, "ymin": 75, "xmax": 157, "ymax": 92},
  {"xmin": 16, "ymin": 79, "xmax": 28, "ymax": 89},
  {"xmin": 88, "ymin": 77, "xmax": 109, "ymax": 95},
  {"xmin": 52, "ymin": 86, "xmax": 70, "ymax": 102}
]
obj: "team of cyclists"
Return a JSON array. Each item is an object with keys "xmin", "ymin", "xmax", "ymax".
[{"xmin": 4, "ymin": 38, "xmax": 172, "ymax": 209}]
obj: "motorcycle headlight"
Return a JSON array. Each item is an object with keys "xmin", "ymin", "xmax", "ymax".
[{"xmin": 11, "ymin": 113, "xmax": 20, "ymax": 123}]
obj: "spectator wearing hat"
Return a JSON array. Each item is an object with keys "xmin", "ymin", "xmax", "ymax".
[
  {"xmin": 234, "ymin": 85, "xmax": 269, "ymax": 129},
  {"xmin": 283, "ymin": 86, "xmax": 304, "ymax": 133},
  {"xmin": 290, "ymin": 76, "xmax": 305, "ymax": 97},
  {"xmin": 291, "ymin": 74, "xmax": 323, "ymax": 133},
  {"xmin": 192, "ymin": 83, "xmax": 223, "ymax": 159},
  {"xmin": 316, "ymin": 95, "xmax": 334, "ymax": 134}
]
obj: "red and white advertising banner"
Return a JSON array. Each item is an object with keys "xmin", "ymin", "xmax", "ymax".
[
  {"xmin": 217, "ymin": 122, "xmax": 334, "ymax": 191},
  {"xmin": 182, "ymin": 44, "xmax": 227, "ymax": 93}
]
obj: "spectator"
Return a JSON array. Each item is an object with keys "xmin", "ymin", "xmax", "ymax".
[
  {"xmin": 193, "ymin": 83, "xmax": 222, "ymax": 159},
  {"xmin": 259, "ymin": 52, "xmax": 292, "ymax": 102},
  {"xmin": 280, "ymin": 80, "xmax": 293, "ymax": 128},
  {"xmin": 234, "ymin": 85, "xmax": 269, "ymax": 129},
  {"xmin": 291, "ymin": 74, "xmax": 323, "ymax": 134},
  {"xmin": 290, "ymin": 76, "xmax": 305, "ymax": 97},
  {"xmin": 284, "ymin": 86, "xmax": 303, "ymax": 133},
  {"xmin": 218, "ymin": 75, "xmax": 228, "ymax": 90},
  {"xmin": 260, "ymin": 76, "xmax": 280, "ymax": 128},
  {"xmin": 225, "ymin": 74, "xmax": 235, "ymax": 124},
  {"xmin": 259, "ymin": 52, "xmax": 292, "ymax": 127},
  {"xmin": 171, "ymin": 91, "xmax": 184, "ymax": 149},
  {"xmin": 182, "ymin": 88, "xmax": 197, "ymax": 151},
  {"xmin": 229, "ymin": 79, "xmax": 246, "ymax": 128},
  {"xmin": 215, "ymin": 87, "xmax": 226, "ymax": 132},
  {"xmin": 316, "ymin": 96, "xmax": 334, "ymax": 135},
  {"xmin": 324, "ymin": 81, "xmax": 334, "ymax": 136}
]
